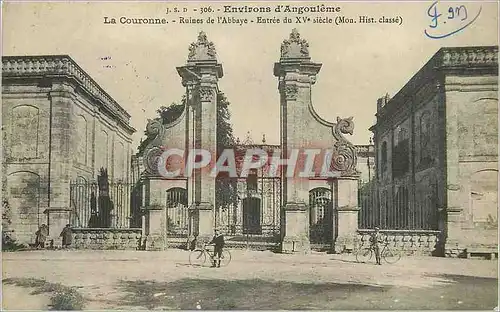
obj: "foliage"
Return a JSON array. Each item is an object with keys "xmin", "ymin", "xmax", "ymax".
[
  {"xmin": 3, "ymin": 277, "xmax": 86, "ymax": 310},
  {"xmin": 1, "ymin": 199, "xmax": 26, "ymax": 251},
  {"xmin": 2, "ymin": 199, "xmax": 12, "ymax": 229},
  {"xmin": 215, "ymin": 92, "xmax": 238, "ymax": 210},
  {"xmin": 2, "ymin": 231, "xmax": 27, "ymax": 251}
]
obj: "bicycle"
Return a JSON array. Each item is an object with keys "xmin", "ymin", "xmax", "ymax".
[
  {"xmin": 355, "ymin": 242, "xmax": 401, "ymax": 264},
  {"xmin": 189, "ymin": 243, "xmax": 232, "ymax": 267}
]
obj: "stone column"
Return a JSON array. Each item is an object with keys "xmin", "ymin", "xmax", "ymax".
[
  {"xmin": 47, "ymin": 82, "xmax": 74, "ymax": 244},
  {"xmin": 177, "ymin": 32, "xmax": 223, "ymax": 247},
  {"xmin": 274, "ymin": 29, "xmax": 322, "ymax": 253},
  {"xmin": 333, "ymin": 177, "xmax": 360, "ymax": 253}
]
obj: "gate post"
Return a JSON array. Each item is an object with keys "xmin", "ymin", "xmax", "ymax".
[
  {"xmin": 178, "ymin": 32, "xmax": 222, "ymax": 249},
  {"xmin": 281, "ymin": 203, "xmax": 310, "ymax": 253},
  {"xmin": 144, "ymin": 206, "xmax": 167, "ymax": 251},
  {"xmin": 333, "ymin": 176, "xmax": 360, "ymax": 253},
  {"xmin": 274, "ymin": 29, "xmax": 322, "ymax": 254}
]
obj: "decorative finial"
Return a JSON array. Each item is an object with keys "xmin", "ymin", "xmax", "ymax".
[
  {"xmin": 187, "ymin": 31, "xmax": 217, "ymax": 62},
  {"xmin": 262, "ymin": 134, "xmax": 266, "ymax": 144},
  {"xmin": 280, "ymin": 29, "xmax": 310, "ymax": 59},
  {"xmin": 243, "ymin": 131, "xmax": 254, "ymax": 145}
]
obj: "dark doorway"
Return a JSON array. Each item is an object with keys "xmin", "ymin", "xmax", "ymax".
[
  {"xmin": 309, "ymin": 188, "xmax": 333, "ymax": 245},
  {"xmin": 243, "ymin": 197, "xmax": 261, "ymax": 235}
]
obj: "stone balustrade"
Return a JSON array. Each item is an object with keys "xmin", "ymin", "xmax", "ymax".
[
  {"xmin": 2, "ymin": 55, "xmax": 131, "ymax": 123},
  {"xmin": 356, "ymin": 229, "xmax": 442, "ymax": 256},
  {"xmin": 440, "ymin": 46, "xmax": 498, "ymax": 67},
  {"xmin": 72, "ymin": 228, "xmax": 142, "ymax": 250}
]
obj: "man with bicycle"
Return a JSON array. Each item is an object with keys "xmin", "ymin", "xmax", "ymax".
[
  {"xmin": 370, "ymin": 227, "xmax": 383, "ymax": 265},
  {"xmin": 208, "ymin": 228, "xmax": 225, "ymax": 268}
]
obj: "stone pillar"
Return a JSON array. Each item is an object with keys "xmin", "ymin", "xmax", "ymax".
[
  {"xmin": 333, "ymin": 177, "xmax": 360, "ymax": 253},
  {"xmin": 143, "ymin": 178, "xmax": 168, "ymax": 250},
  {"xmin": 274, "ymin": 29, "xmax": 322, "ymax": 253},
  {"xmin": 177, "ymin": 32, "xmax": 223, "ymax": 246},
  {"xmin": 281, "ymin": 203, "xmax": 310, "ymax": 253},
  {"xmin": 45, "ymin": 208, "xmax": 71, "ymax": 247},
  {"xmin": 145, "ymin": 206, "xmax": 167, "ymax": 251},
  {"xmin": 443, "ymin": 89, "xmax": 465, "ymax": 257},
  {"xmin": 47, "ymin": 82, "xmax": 74, "ymax": 243}
]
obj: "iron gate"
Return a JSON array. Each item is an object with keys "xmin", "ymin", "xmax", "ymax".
[
  {"xmin": 215, "ymin": 177, "xmax": 281, "ymax": 237},
  {"xmin": 166, "ymin": 188, "xmax": 189, "ymax": 236},
  {"xmin": 309, "ymin": 187, "xmax": 333, "ymax": 245},
  {"xmin": 70, "ymin": 180, "xmax": 133, "ymax": 228}
]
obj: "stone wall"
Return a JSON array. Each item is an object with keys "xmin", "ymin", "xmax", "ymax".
[
  {"xmin": 72, "ymin": 228, "xmax": 142, "ymax": 250},
  {"xmin": 357, "ymin": 229, "xmax": 442, "ymax": 256},
  {"xmin": 2, "ymin": 55, "xmax": 136, "ymax": 245}
]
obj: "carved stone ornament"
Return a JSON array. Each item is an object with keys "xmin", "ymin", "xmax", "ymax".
[
  {"xmin": 199, "ymin": 87, "xmax": 214, "ymax": 102},
  {"xmin": 441, "ymin": 47, "xmax": 498, "ymax": 67},
  {"xmin": 144, "ymin": 118, "xmax": 164, "ymax": 148},
  {"xmin": 330, "ymin": 117, "xmax": 358, "ymax": 175},
  {"xmin": 187, "ymin": 31, "xmax": 217, "ymax": 61},
  {"xmin": 143, "ymin": 146, "xmax": 163, "ymax": 175},
  {"xmin": 284, "ymin": 84, "xmax": 299, "ymax": 100},
  {"xmin": 145, "ymin": 118, "xmax": 162, "ymax": 139},
  {"xmin": 280, "ymin": 28, "xmax": 310, "ymax": 59}
]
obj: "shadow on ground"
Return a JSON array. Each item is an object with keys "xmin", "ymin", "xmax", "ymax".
[
  {"xmin": 116, "ymin": 278, "xmax": 386, "ymax": 310},
  {"xmin": 115, "ymin": 274, "xmax": 498, "ymax": 310}
]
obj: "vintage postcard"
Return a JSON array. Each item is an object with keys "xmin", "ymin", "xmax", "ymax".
[{"xmin": 1, "ymin": 0, "xmax": 498, "ymax": 310}]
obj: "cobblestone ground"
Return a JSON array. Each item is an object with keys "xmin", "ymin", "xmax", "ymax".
[{"xmin": 2, "ymin": 249, "xmax": 498, "ymax": 310}]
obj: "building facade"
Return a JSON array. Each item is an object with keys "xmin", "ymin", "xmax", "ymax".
[
  {"xmin": 370, "ymin": 46, "xmax": 498, "ymax": 255},
  {"xmin": 2, "ymin": 55, "xmax": 136, "ymax": 245}
]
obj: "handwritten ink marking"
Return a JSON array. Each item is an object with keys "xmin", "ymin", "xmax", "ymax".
[
  {"xmin": 427, "ymin": 1, "xmax": 442, "ymax": 28},
  {"xmin": 424, "ymin": 1, "xmax": 481, "ymax": 39}
]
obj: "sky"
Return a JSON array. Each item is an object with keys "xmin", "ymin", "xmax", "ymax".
[{"xmin": 2, "ymin": 1, "xmax": 498, "ymax": 151}]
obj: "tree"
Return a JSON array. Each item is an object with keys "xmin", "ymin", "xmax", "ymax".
[{"xmin": 215, "ymin": 92, "xmax": 238, "ymax": 211}]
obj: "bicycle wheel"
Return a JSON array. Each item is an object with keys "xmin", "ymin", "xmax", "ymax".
[
  {"xmin": 189, "ymin": 250, "xmax": 207, "ymax": 266},
  {"xmin": 219, "ymin": 250, "xmax": 232, "ymax": 267},
  {"xmin": 383, "ymin": 248, "xmax": 401, "ymax": 264},
  {"xmin": 355, "ymin": 247, "xmax": 373, "ymax": 263}
]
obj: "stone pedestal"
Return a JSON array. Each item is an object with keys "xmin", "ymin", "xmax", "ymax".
[
  {"xmin": 144, "ymin": 207, "xmax": 167, "ymax": 251},
  {"xmin": 281, "ymin": 202, "xmax": 310, "ymax": 253},
  {"xmin": 188, "ymin": 203, "xmax": 214, "ymax": 249},
  {"xmin": 44, "ymin": 208, "xmax": 71, "ymax": 248},
  {"xmin": 444, "ymin": 207, "xmax": 465, "ymax": 257},
  {"xmin": 333, "ymin": 177, "xmax": 360, "ymax": 253}
]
